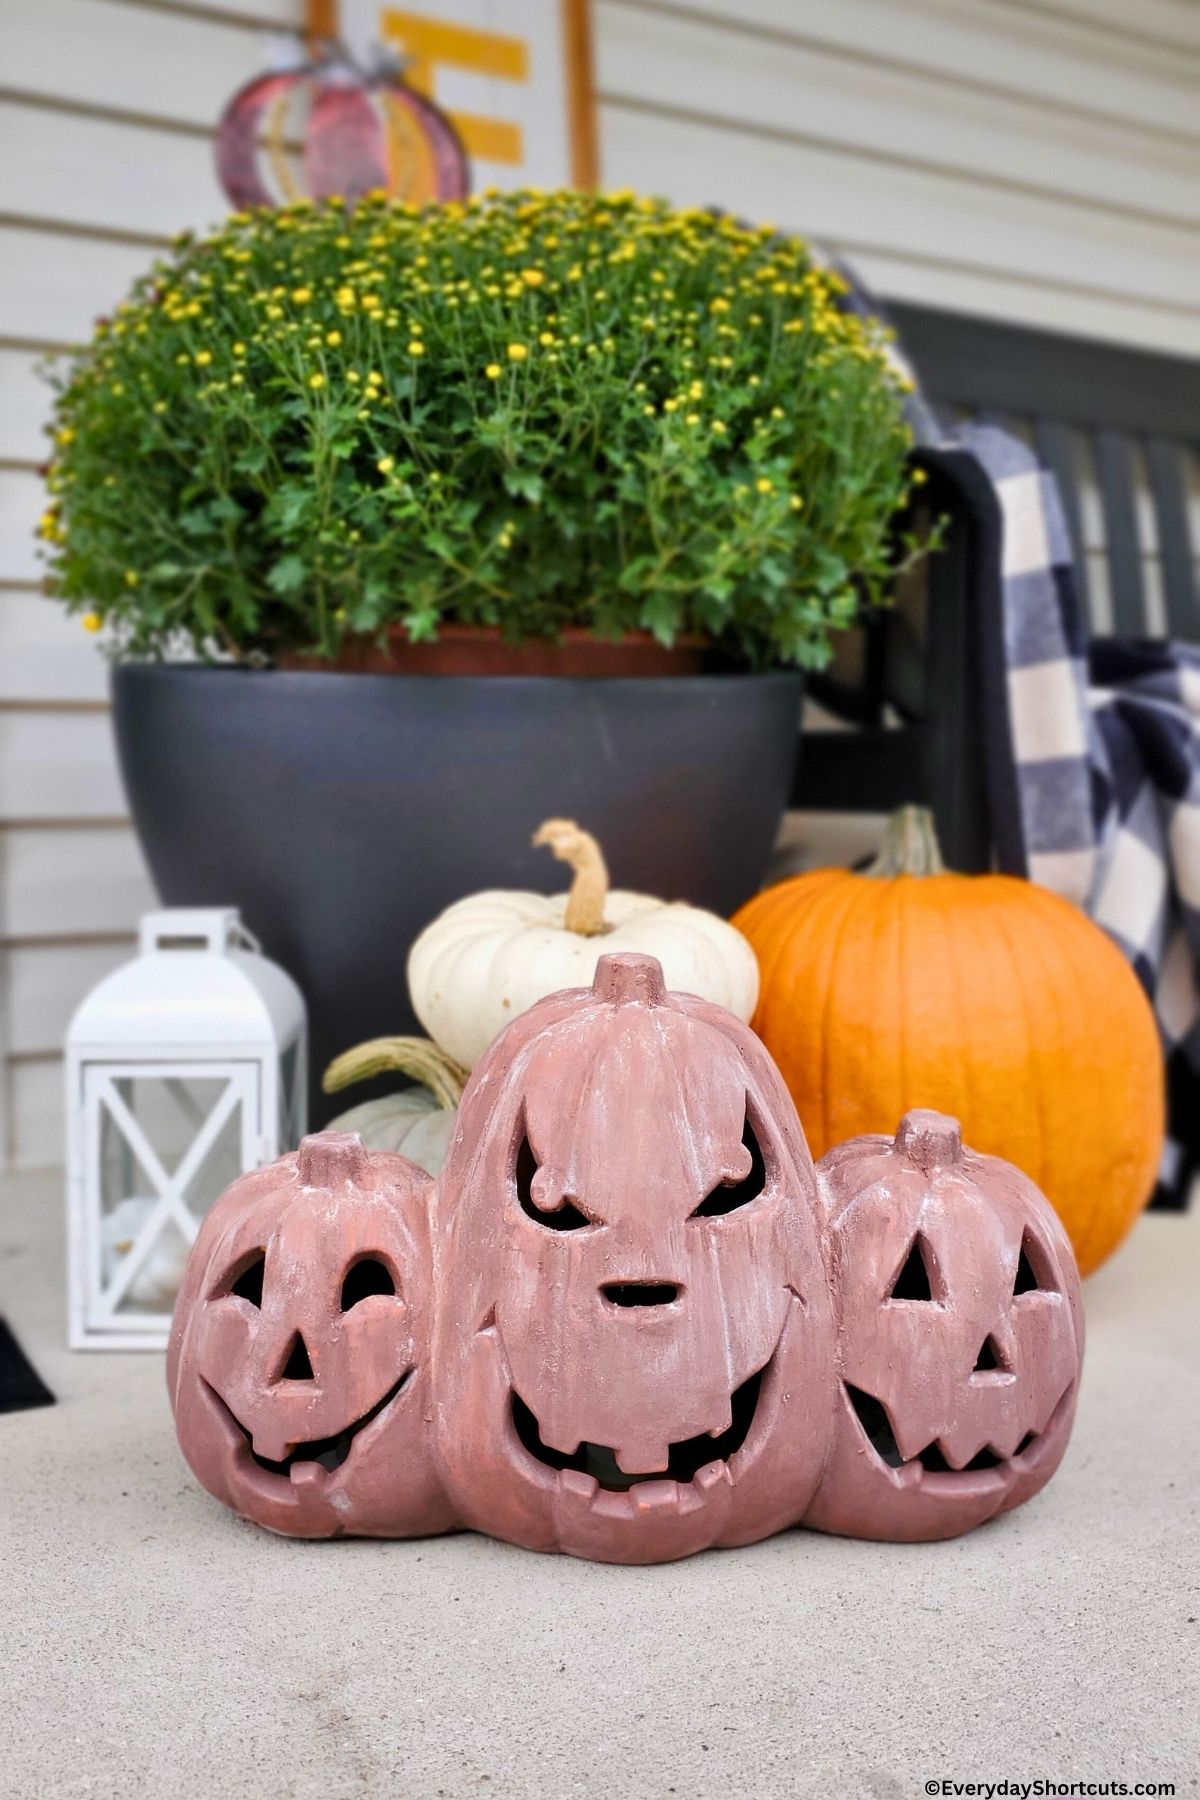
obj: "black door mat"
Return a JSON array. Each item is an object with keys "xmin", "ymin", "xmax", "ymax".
[{"xmin": 0, "ymin": 1317, "xmax": 55, "ymax": 1413}]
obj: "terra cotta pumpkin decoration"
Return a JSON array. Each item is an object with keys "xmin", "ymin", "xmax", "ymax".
[
  {"xmin": 431, "ymin": 951, "xmax": 836, "ymax": 1564},
  {"xmin": 408, "ymin": 818, "xmax": 760, "ymax": 1072},
  {"xmin": 168, "ymin": 1131, "xmax": 456, "ymax": 1540},
  {"xmin": 805, "ymin": 1110, "xmax": 1084, "ymax": 1543},
  {"xmin": 732, "ymin": 805, "xmax": 1164, "ymax": 1275}
]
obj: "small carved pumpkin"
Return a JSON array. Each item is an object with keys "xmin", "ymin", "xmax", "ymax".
[
  {"xmin": 805, "ymin": 1110, "xmax": 1084, "ymax": 1543},
  {"xmin": 432, "ymin": 951, "xmax": 836, "ymax": 1563},
  {"xmin": 168, "ymin": 1132, "xmax": 455, "ymax": 1540}
]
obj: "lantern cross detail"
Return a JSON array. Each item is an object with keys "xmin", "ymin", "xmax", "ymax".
[{"xmin": 91, "ymin": 1072, "xmax": 249, "ymax": 1321}]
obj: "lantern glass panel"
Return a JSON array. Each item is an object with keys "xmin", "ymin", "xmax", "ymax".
[
  {"xmin": 86, "ymin": 1063, "xmax": 258, "ymax": 1327},
  {"xmin": 278, "ymin": 1039, "xmax": 306, "ymax": 1150}
]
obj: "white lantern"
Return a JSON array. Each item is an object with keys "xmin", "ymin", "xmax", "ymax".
[{"xmin": 65, "ymin": 908, "xmax": 306, "ymax": 1350}]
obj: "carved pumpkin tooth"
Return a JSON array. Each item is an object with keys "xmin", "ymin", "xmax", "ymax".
[
  {"xmin": 631, "ymin": 1480, "xmax": 680, "ymax": 1513},
  {"xmin": 290, "ymin": 1461, "xmax": 325, "ymax": 1491},
  {"xmin": 558, "ymin": 1470, "xmax": 599, "ymax": 1502},
  {"xmin": 693, "ymin": 1460, "xmax": 733, "ymax": 1493}
]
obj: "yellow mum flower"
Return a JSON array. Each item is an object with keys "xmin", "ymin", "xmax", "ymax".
[
  {"xmin": 520, "ymin": 269, "xmax": 546, "ymax": 288},
  {"xmin": 485, "ymin": 363, "xmax": 502, "ymax": 380},
  {"xmin": 194, "ymin": 351, "xmax": 213, "ymax": 367},
  {"xmin": 377, "ymin": 456, "xmax": 395, "ymax": 474},
  {"xmin": 408, "ymin": 341, "xmax": 425, "ymax": 356},
  {"xmin": 292, "ymin": 287, "xmax": 312, "ymax": 304},
  {"xmin": 309, "ymin": 372, "xmax": 326, "ymax": 390},
  {"xmin": 507, "ymin": 343, "xmax": 528, "ymax": 362},
  {"xmin": 82, "ymin": 612, "xmax": 103, "ymax": 632},
  {"xmin": 756, "ymin": 477, "xmax": 773, "ymax": 494},
  {"xmin": 326, "ymin": 330, "xmax": 342, "ymax": 346}
]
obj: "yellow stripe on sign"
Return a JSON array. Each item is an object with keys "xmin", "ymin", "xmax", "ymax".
[
  {"xmin": 454, "ymin": 113, "xmax": 523, "ymax": 165},
  {"xmin": 381, "ymin": 12, "xmax": 529, "ymax": 82}
]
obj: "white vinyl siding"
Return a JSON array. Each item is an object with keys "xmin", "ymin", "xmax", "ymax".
[{"xmin": 2, "ymin": 0, "xmax": 1199, "ymax": 1166}]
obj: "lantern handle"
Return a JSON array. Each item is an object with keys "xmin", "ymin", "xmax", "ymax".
[{"xmin": 138, "ymin": 908, "xmax": 261, "ymax": 958}]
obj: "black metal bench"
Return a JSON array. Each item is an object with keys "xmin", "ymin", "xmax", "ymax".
[{"xmin": 793, "ymin": 305, "xmax": 1200, "ymax": 871}]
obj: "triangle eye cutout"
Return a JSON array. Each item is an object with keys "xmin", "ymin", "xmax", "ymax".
[
  {"xmin": 690, "ymin": 1114, "xmax": 768, "ymax": 1219},
  {"xmin": 228, "ymin": 1251, "xmax": 265, "ymax": 1307},
  {"xmin": 971, "ymin": 1333, "xmax": 1010, "ymax": 1376},
  {"xmin": 279, "ymin": 1331, "xmax": 314, "ymax": 1381},
  {"xmin": 515, "ymin": 1131, "xmax": 591, "ymax": 1232},
  {"xmin": 1013, "ymin": 1231, "xmax": 1054, "ymax": 1296},
  {"xmin": 886, "ymin": 1234, "xmax": 937, "ymax": 1302}
]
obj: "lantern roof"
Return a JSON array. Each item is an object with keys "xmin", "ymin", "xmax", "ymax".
[{"xmin": 66, "ymin": 909, "xmax": 305, "ymax": 1053}]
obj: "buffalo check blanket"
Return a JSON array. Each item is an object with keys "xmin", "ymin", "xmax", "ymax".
[{"xmin": 936, "ymin": 424, "xmax": 1200, "ymax": 1209}]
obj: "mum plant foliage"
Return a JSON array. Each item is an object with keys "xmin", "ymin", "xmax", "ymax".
[{"xmin": 41, "ymin": 189, "xmax": 916, "ymax": 667}]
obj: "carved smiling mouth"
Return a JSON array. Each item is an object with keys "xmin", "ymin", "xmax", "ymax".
[
  {"xmin": 511, "ymin": 1359, "xmax": 768, "ymax": 1495},
  {"xmin": 205, "ymin": 1372, "xmax": 412, "ymax": 1479},
  {"xmin": 846, "ymin": 1382, "xmax": 1071, "ymax": 1480}
]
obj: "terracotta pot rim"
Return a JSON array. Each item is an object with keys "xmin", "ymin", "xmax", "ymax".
[{"xmin": 276, "ymin": 622, "xmax": 744, "ymax": 679}]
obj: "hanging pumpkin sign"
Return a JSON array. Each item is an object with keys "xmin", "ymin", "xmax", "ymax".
[
  {"xmin": 805, "ymin": 1110, "xmax": 1084, "ymax": 1543},
  {"xmin": 168, "ymin": 1131, "xmax": 455, "ymax": 1539},
  {"xmin": 408, "ymin": 818, "xmax": 761, "ymax": 1072},
  {"xmin": 431, "ymin": 951, "xmax": 837, "ymax": 1564},
  {"xmin": 215, "ymin": 43, "xmax": 469, "ymax": 211},
  {"xmin": 733, "ymin": 805, "xmax": 1164, "ymax": 1275}
]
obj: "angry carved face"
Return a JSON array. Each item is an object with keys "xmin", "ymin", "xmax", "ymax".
[
  {"xmin": 805, "ymin": 1110, "xmax": 1084, "ymax": 1542},
  {"xmin": 432, "ymin": 953, "xmax": 836, "ymax": 1562},
  {"xmin": 168, "ymin": 1132, "xmax": 455, "ymax": 1539}
]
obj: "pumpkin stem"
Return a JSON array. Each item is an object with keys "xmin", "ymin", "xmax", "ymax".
[
  {"xmin": 532, "ymin": 817, "xmax": 610, "ymax": 936},
  {"xmin": 866, "ymin": 805, "xmax": 947, "ymax": 878},
  {"xmin": 321, "ymin": 1035, "xmax": 468, "ymax": 1109}
]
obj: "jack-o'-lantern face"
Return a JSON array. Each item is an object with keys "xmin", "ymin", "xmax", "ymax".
[
  {"xmin": 168, "ymin": 1133, "xmax": 455, "ymax": 1539},
  {"xmin": 433, "ymin": 953, "xmax": 836, "ymax": 1563},
  {"xmin": 806, "ymin": 1111, "xmax": 1084, "ymax": 1543}
]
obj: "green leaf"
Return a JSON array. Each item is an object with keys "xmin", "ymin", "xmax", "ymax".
[{"xmin": 266, "ymin": 554, "xmax": 307, "ymax": 596}]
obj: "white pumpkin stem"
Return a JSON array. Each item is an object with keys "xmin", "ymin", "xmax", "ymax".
[
  {"xmin": 321, "ymin": 1035, "xmax": 468, "ymax": 1109},
  {"xmin": 532, "ymin": 817, "xmax": 611, "ymax": 936},
  {"xmin": 866, "ymin": 805, "xmax": 947, "ymax": 878}
]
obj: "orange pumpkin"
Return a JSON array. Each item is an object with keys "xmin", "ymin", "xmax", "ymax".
[{"xmin": 733, "ymin": 807, "xmax": 1164, "ymax": 1275}]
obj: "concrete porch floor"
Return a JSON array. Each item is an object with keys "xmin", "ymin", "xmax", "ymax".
[{"xmin": 0, "ymin": 1168, "xmax": 1197, "ymax": 1800}]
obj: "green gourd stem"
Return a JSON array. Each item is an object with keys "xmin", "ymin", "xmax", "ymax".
[
  {"xmin": 321, "ymin": 1035, "xmax": 468, "ymax": 1108},
  {"xmin": 865, "ymin": 805, "xmax": 947, "ymax": 878},
  {"xmin": 532, "ymin": 816, "xmax": 610, "ymax": 936}
]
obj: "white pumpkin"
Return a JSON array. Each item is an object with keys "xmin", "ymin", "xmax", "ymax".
[
  {"xmin": 407, "ymin": 817, "xmax": 760, "ymax": 1071},
  {"xmin": 323, "ymin": 1036, "xmax": 465, "ymax": 1176}
]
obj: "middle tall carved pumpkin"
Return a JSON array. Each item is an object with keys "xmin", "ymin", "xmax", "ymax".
[{"xmin": 432, "ymin": 951, "xmax": 838, "ymax": 1563}]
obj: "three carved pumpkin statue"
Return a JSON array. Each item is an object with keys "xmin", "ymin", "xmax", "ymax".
[{"xmin": 169, "ymin": 954, "xmax": 1085, "ymax": 1562}]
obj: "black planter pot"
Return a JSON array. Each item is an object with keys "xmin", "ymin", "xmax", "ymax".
[{"xmin": 111, "ymin": 664, "xmax": 802, "ymax": 1125}]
